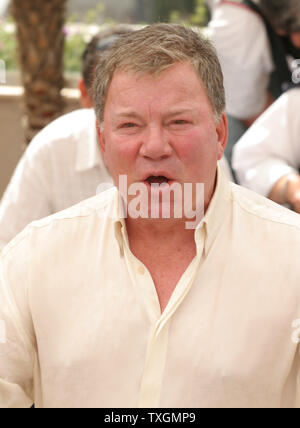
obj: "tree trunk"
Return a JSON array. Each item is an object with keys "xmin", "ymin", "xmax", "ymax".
[{"xmin": 11, "ymin": 0, "xmax": 67, "ymax": 144}]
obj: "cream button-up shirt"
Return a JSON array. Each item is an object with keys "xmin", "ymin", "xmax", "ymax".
[{"xmin": 1, "ymin": 167, "xmax": 300, "ymax": 408}]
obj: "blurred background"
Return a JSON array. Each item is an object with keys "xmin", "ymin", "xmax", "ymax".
[{"xmin": 0, "ymin": 0, "xmax": 208, "ymax": 197}]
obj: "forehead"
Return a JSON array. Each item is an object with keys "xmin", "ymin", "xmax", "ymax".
[{"xmin": 104, "ymin": 62, "xmax": 211, "ymax": 113}]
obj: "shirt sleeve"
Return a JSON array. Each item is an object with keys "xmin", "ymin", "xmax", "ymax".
[
  {"xmin": 0, "ymin": 231, "xmax": 35, "ymax": 408},
  {"xmin": 209, "ymin": 4, "xmax": 274, "ymax": 120},
  {"xmin": 0, "ymin": 136, "xmax": 53, "ymax": 249},
  {"xmin": 232, "ymin": 90, "xmax": 300, "ymax": 197}
]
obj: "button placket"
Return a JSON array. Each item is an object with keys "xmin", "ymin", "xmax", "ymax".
[
  {"xmin": 123, "ymin": 241, "xmax": 161, "ymax": 323},
  {"xmin": 137, "ymin": 320, "xmax": 170, "ymax": 408}
]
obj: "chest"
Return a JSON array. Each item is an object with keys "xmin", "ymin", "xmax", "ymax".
[{"xmin": 136, "ymin": 250, "xmax": 196, "ymax": 312}]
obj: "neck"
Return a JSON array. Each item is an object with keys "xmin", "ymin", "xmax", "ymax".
[
  {"xmin": 125, "ymin": 217, "xmax": 197, "ymax": 276},
  {"xmin": 126, "ymin": 217, "xmax": 196, "ymax": 245}
]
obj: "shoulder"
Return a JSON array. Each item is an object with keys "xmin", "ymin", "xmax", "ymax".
[
  {"xmin": 30, "ymin": 185, "xmax": 117, "ymax": 230},
  {"xmin": 237, "ymin": 89, "xmax": 300, "ymax": 150},
  {"xmin": 210, "ymin": 2, "xmax": 265, "ymax": 36},
  {"xmin": 231, "ymin": 182, "xmax": 300, "ymax": 232},
  {"xmin": 269, "ymin": 88, "xmax": 300, "ymax": 113},
  {"xmin": 286, "ymin": 89, "xmax": 300, "ymax": 142},
  {"xmin": 25, "ymin": 109, "xmax": 96, "ymax": 157},
  {"xmin": 285, "ymin": 88, "xmax": 300, "ymax": 112},
  {"xmin": 209, "ymin": 2, "xmax": 270, "ymax": 66},
  {"xmin": 1, "ymin": 187, "xmax": 118, "ymax": 258},
  {"xmin": 235, "ymin": 90, "xmax": 299, "ymax": 144},
  {"xmin": 36, "ymin": 108, "xmax": 95, "ymax": 137}
]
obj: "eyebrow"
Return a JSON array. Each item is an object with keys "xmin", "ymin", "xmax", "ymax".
[
  {"xmin": 165, "ymin": 108, "xmax": 195, "ymax": 118},
  {"xmin": 113, "ymin": 108, "xmax": 195, "ymax": 120},
  {"xmin": 113, "ymin": 111, "xmax": 142, "ymax": 120}
]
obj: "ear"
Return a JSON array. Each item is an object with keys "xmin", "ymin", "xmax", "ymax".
[
  {"xmin": 96, "ymin": 120, "xmax": 105, "ymax": 155},
  {"xmin": 78, "ymin": 78, "xmax": 94, "ymax": 108},
  {"xmin": 216, "ymin": 113, "xmax": 228, "ymax": 160}
]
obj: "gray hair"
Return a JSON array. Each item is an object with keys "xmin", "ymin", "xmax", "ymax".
[
  {"xmin": 259, "ymin": 0, "xmax": 300, "ymax": 33},
  {"xmin": 93, "ymin": 23, "xmax": 225, "ymax": 125}
]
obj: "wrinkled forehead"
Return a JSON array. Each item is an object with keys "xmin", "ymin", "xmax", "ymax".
[
  {"xmin": 101, "ymin": 63, "xmax": 215, "ymax": 125},
  {"xmin": 112, "ymin": 56, "xmax": 201, "ymax": 85},
  {"xmin": 107, "ymin": 62, "xmax": 205, "ymax": 100},
  {"xmin": 107, "ymin": 63, "xmax": 205, "ymax": 103}
]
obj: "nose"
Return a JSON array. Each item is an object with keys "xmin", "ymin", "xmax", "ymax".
[
  {"xmin": 139, "ymin": 125, "xmax": 172, "ymax": 160},
  {"xmin": 290, "ymin": 32, "xmax": 300, "ymax": 48}
]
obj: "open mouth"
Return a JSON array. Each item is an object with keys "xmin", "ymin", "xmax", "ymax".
[{"xmin": 145, "ymin": 176, "xmax": 170, "ymax": 185}]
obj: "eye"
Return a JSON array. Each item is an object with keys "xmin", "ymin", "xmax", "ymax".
[
  {"xmin": 116, "ymin": 121, "xmax": 141, "ymax": 134},
  {"xmin": 168, "ymin": 119, "xmax": 192, "ymax": 129},
  {"xmin": 173, "ymin": 120, "xmax": 189, "ymax": 125},
  {"xmin": 121, "ymin": 122, "xmax": 137, "ymax": 128}
]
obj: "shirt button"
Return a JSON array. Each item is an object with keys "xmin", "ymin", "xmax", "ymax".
[{"xmin": 138, "ymin": 266, "xmax": 145, "ymax": 275}]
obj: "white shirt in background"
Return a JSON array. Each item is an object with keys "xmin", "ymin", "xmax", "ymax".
[
  {"xmin": 0, "ymin": 108, "xmax": 113, "ymax": 249},
  {"xmin": 209, "ymin": 2, "xmax": 273, "ymax": 119},
  {"xmin": 232, "ymin": 89, "xmax": 300, "ymax": 197}
]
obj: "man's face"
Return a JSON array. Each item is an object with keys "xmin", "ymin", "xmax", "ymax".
[{"xmin": 98, "ymin": 62, "xmax": 227, "ymax": 215}]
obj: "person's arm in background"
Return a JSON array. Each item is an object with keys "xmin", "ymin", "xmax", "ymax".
[
  {"xmin": 232, "ymin": 89, "xmax": 300, "ymax": 211},
  {"xmin": 268, "ymin": 173, "xmax": 300, "ymax": 212},
  {"xmin": 0, "ymin": 134, "xmax": 52, "ymax": 249}
]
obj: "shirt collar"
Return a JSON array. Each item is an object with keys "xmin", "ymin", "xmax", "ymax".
[
  {"xmin": 75, "ymin": 109, "xmax": 103, "ymax": 172},
  {"xmin": 113, "ymin": 164, "xmax": 231, "ymax": 257},
  {"xmin": 111, "ymin": 190, "xmax": 127, "ymax": 257},
  {"xmin": 199, "ymin": 164, "xmax": 231, "ymax": 256}
]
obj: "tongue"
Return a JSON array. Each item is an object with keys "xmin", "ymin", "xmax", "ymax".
[{"xmin": 147, "ymin": 176, "xmax": 169, "ymax": 185}]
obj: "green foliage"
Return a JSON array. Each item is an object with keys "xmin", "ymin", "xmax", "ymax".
[
  {"xmin": 66, "ymin": 2, "xmax": 107, "ymax": 25},
  {"xmin": 82, "ymin": 2, "xmax": 106, "ymax": 25},
  {"xmin": 0, "ymin": 21, "xmax": 88, "ymax": 73},
  {"xmin": 63, "ymin": 33, "xmax": 86, "ymax": 73},
  {"xmin": 63, "ymin": 2, "xmax": 108, "ymax": 72},
  {"xmin": 0, "ymin": 19, "xmax": 91, "ymax": 73},
  {"xmin": 189, "ymin": 0, "xmax": 209, "ymax": 26},
  {"xmin": 0, "ymin": 21, "xmax": 18, "ymax": 70},
  {"xmin": 0, "ymin": 3, "xmax": 108, "ymax": 74},
  {"xmin": 0, "ymin": 0, "xmax": 209, "ymax": 75},
  {"xmin": 67, "ymin": 12, "xmax": 80, "ymax": 24},
  {"xmin": 169, "ymin": 0, "xmax": 209, "ymax": 26},
  {"xmin": 152, "ymin": 0, "xmax": 195, "ymax": 22}
]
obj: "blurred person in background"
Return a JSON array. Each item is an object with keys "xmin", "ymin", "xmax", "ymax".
[
  {"xmin": 208, "ymin": 0, "xmax": 300, "ymax": 169},
  {"xmin": 0, "ymin": 26, "xmax": 133, "ymax": 249},
  {"xmin": 232, "ymin": 87, "xmax": 300, "ymax": 212}
]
